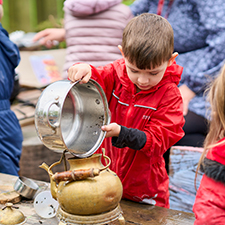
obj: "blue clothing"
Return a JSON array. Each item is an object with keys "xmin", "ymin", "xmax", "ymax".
[
  {"xmin": 130, "ymin": 0, "xmax": 225, "ymax": 119},
  {"xmin": 0, "ymin": 23, "xmax": 23, "ymax": 176}
]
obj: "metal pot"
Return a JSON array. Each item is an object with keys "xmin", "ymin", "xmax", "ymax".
[
  {"xmin": 14, "ymin": 176, "xmax": 39, "ymax": 199},
  {"xmin": 35, "ymin": 79, "xmax": 110, "ymax": 158}
]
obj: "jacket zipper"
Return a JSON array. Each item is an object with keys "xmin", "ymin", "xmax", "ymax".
[{"xmin": 125, "ymin": 94, "xmax": 135, "ymax": 126}]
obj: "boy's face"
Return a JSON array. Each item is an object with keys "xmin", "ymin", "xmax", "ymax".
[{"xmin": 124, "ymin": 58, "xmax": 169, "ymax": 91}]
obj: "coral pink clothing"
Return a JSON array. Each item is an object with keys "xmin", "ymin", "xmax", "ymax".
[
  {"xmin": 193, "ymin": 175, "xmax": 225, "ymax": 225},
  {"xmin": 89, "ymin": 58, "xmax": 185, "ymax": 208},
  {"xmin": 193, "ymin": 138, "xmax": 225, "ymax": 225}
]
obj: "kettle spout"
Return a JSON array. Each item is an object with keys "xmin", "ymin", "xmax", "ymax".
[
  {"xmin": 39, "ymin": 162, "xmax": 50, "ymax": 173},
  {"xmin": 39, "ymin": 162, "xmax": 58, "ymax": 200}
]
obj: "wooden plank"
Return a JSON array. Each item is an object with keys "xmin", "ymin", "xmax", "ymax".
[
  {"xmin": 11, "ymin": 104, "xmax": 35, "ymax": 121},
  {"xmin": 0, "ymin": 185, "xmax": 21, "ymax": 204},
  {"xmin": 120, "ymin": 200, "xmax": 195, "ymax": 225},
  {"xmin": 16, "ymin": 89, "xmax": 42, "ymax": 102}
]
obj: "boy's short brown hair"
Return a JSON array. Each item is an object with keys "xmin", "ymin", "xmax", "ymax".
[{"xmin": 122, "ymin": 13, "xmax": 174, "ymax": 70}]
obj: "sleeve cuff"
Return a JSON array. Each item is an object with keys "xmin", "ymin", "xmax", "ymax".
[{"xmin": 112, "ymin": 126, "xmax": 146, "ymax": 150}]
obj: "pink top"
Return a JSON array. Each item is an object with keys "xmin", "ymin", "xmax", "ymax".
[
  {"xmin": 62, "ymin": 0, "xmax": 133, "ymax": 78},
  {"xmin": 64, "ymin": 0, "xmax": 122, "ymax": 16}
]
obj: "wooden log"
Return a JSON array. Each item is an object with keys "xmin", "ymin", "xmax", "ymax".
[{"xmin": 0, "ymin": 186, "xmax": 21, "ymax": 204}]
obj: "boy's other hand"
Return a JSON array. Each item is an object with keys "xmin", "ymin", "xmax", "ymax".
[
  {"xmin": 101, "ymin": 123, "xmax": 121, "ymax": 138},
  {"xmin": 68, "ymin": 64, "xmax": 92, "ymax": 84}
]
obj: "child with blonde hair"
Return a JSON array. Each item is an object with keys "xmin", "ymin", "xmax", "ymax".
[{"xmin": 193, "ymin": 63, "xmax": 225, "ymax": 224}]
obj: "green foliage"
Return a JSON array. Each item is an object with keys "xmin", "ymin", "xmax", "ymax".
[
  {"xmin": 122, "ymin": 0, "xmax": 135, "ymax": 5},
  {"xmin": 34, "ymin": 15, "xmax": 64, "ymax": 32}
]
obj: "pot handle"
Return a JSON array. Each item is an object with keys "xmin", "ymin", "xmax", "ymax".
[{"xmin": 43, "ymin": 99, "xmax": 60, "ymax": 129}]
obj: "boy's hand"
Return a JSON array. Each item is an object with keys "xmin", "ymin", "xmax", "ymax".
[
  {"xmin": 68, "ymin": 64, "xmax": 92, "ymax": 84},
  {"xmin": 101, "ymin": 123, "xmax": 121, "ymax": 138}
]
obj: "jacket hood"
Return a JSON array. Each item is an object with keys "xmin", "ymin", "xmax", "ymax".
[
  {"xmin": 113, "ymin": 59, "xmax": 183, "ymax": 94},
  {"xmin": 0, "ymin": 24, "xmax": 20, "ymax": 68},
  {"xmin": 201, "ymin": 138, "xmax": 225, "ymax": 184},
  {"xmin": 207, "ymin": 137, "xmax": 225, "ymax": 165},
  {"xmin": 64, "ymin": 0, "xmax": 122, "ymax": 17}
]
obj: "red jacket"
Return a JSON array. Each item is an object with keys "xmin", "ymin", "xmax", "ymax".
[
  {"xmin": 193, "ymin": 138, "xmax": 225, "ymax": 224},
  {"xmin": 91, "ymin": 58, "xmax": 185, "ymax": 208}
]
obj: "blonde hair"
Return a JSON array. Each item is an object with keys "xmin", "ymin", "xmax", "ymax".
[
  {"xmin": 195, "ymin": 63, "xmax": 225, "ymax": 186},
  {"xmin": 122, "ymin": 13, "xmax": 174, "ymax": 70},
  {"xmin": 0, "ymin": 5, "xmax": 3, "ymax": 21}
]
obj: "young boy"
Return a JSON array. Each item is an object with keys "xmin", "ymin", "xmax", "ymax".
[
  {"xmin": 68, "ymin": 13, "xmax": 185, "ymax": 208},
  {"xmin": 0, "ymin": 0, "xmax": 23, "ymax": 176}
]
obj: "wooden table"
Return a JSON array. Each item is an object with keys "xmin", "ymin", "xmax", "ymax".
[{"xmin": 0, "ymin": 173, "xmax": 195, "ymax": 225}]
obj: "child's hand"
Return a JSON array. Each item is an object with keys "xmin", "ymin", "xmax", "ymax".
[
  {"xmin": 68, "ymin": 64, "xmax": 92, "ymax": 84},
  {"xmin": 33, "ymin": 28, "xmax": 65, "ymax": 48},
  {"xmin": 101, "ymin": 123, "xmax": 121, "ymax": 138}
]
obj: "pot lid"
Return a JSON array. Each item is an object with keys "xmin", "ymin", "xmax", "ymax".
[{"xmin": 0, "ymin": 203, "xmax": 26, "ymax": 225}]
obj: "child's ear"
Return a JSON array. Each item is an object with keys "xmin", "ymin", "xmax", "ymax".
[
  {"xmin": 168, "ymin": 52, "xmax": 178, "ymax": 66},
  {"xmin": 118, "ymin": 45, "xmax": 124, "ymax": 57}
]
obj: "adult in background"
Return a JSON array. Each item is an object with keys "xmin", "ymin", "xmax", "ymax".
[
  {"xmin": 0, "ymin": 0, "xmax": 23, "ymax": 176},
  {"xmin": 130, "ymin": 0, "xmax": 225, "ymax": 171},
  {"xmin": 33, "ymin": 0, "xmax": 133, "ymax": 78}
]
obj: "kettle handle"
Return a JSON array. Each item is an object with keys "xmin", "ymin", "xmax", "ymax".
[
  {"xmin": 100, "ymin": 154, "xmax": 111, "ymax": 171},
  {"xmin": 51, "ymin": 154, "xmax": 111, "ymax": 183},
  {"xmin": 43, "ymin": 99, "xmax": 60, "ymax": 129},
  {"xmin": 48, "ymin": 151, "xmax": 111, "ymax": 183},
  {"xmin": 52, "ymin": 168, "xmax": 101, "ymax": 183}
]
